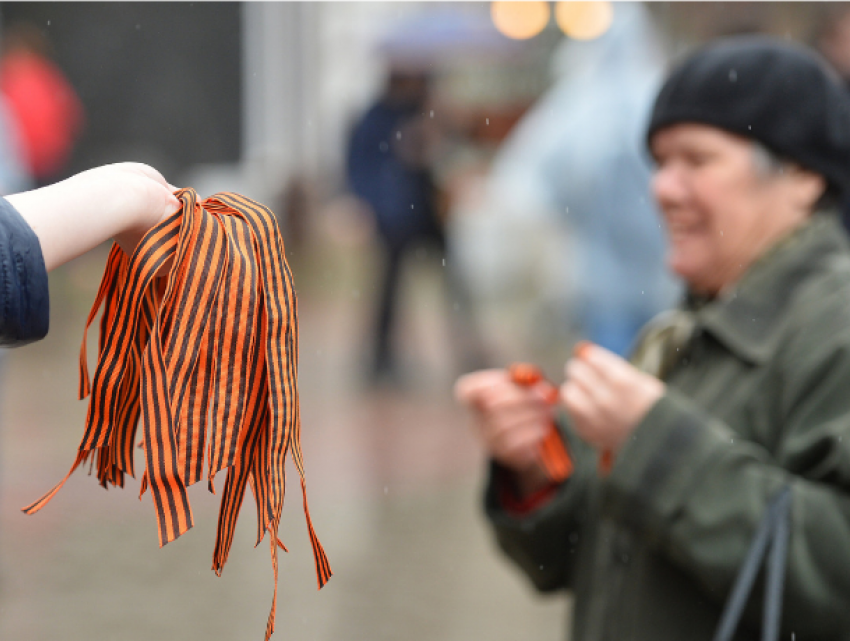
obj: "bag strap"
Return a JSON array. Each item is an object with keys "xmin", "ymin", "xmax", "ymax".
[{"xmin": 712, "ymin": 486, "xmax": 792, "ymax": 641}]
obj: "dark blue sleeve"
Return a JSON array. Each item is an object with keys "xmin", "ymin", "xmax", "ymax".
[{"xmin": 0, "ymin": 197, "xmax": 49, "ymax": 346}]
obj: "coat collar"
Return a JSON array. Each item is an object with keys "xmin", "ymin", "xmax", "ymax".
[{"xmin": 691, "ymin": 214, "xmax": 850, "ymax": 365}]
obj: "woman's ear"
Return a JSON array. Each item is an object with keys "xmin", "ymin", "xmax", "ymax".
[{"xmin": 787, "ymin": 166, "xmax": 827, "ymax": 212}]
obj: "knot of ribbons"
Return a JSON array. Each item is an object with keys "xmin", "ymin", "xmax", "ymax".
[{"xmin": 23, "ymin": 188, "xmax": 331, "ymax": 640}]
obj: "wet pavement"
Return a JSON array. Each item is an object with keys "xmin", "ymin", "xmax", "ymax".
[{"xmin": 0, "ymin": 236, "xmax": 568, "ymax": 640}]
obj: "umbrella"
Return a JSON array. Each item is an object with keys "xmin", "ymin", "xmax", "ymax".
[{"xmin": 377, "ymin": 8, "xmax": 526, "ymax": 68}]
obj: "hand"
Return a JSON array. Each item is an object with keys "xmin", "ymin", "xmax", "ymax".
[
  {"xmin": 560, "ymin": 342, "xmax": 664, "ymax": 454},
  {"xmin": 103, "ymin": 163, "xmax": 181, "ymax": 256},
  {"xmin": 8, "ymin": 162, "xmax": 181, "ymax": 271},
  {"xmin": 454, "ymin": 368, "xmax": 553, "ymax": 475}
]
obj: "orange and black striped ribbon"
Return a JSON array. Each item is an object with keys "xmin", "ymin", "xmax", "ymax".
[
  {"xmin": 508, "ymin": 363, "xmax": 573, "ymax": 482},
  {"xmin": 23, "ymin": 188, "xmax": 331, "ymax": 640}
]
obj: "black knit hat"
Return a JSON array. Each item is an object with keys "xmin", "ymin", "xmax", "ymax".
[{"xmin": 647, "ymin": 35, "xmax": 850, "ymax": 196}]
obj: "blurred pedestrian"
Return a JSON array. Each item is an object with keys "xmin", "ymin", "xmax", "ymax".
[
  {"xmin": 457, "ymin": 36, "xmax": 850, "ymax": 640},
  {"xmin": 0, "ymin": 21, "xmax": 84, "ymax": 186},
  {"xmin": 346, "ymin": 66, "xmax": 484, "ymax": 384}
]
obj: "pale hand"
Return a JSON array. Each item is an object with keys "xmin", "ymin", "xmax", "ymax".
[
  {"xmin": 560, "ymin": 343, "xmax": 664, "ymax": 454},
  {"xmin": 454, "ymin": 368, "xmax": 555, "ymax": 476},
  {"xmin": 8, "ymin": 162, "xmax": 180, "ymax": 271}
]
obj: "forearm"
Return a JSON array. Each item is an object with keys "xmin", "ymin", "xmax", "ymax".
[{"xmin": 7, "ymin": 163, "xmax": 179, "ymax": 272}]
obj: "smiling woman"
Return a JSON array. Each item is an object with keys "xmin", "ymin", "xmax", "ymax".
[
  {"xmin": 650, "ymin": 124, "xmax": 825, "ymax": 296},
  {"xmin": 456, "ymin": 35, "xmax": 850, "ymax": 641}
]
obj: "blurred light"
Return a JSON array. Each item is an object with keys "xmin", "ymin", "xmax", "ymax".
[
  {"xmin": 491, "ymin": 1, "xmax": 551, "ymax": 41},
  {"xmin": 555, "ymin": 1, "xmax": 613, "ymax": 40}
]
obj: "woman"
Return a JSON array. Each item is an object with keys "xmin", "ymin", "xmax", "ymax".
[{"xmin": 456, "ymin": 36, "xmax": 850, "ymax": 640}]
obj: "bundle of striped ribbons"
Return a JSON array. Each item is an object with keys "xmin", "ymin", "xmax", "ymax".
[{"xmin": 23, "ymin": 188, "xmax": 331, "ymax": 640}]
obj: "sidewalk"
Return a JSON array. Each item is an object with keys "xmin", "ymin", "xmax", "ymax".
[{"xmin": 0, "ymin": 236, "xmax": 567, "ymax": 640}]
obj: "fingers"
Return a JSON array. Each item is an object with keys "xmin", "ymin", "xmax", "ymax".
[
  {"xmin": 560, "ymin": 374, "xmax": 595, "ymax": 422},
  {"xmin": 455, "ymin": 368, "xmax": 552, "ymax": 410},
  {"xmin": 455, "ymin": 368, "xmax": 553, "ymax": 472},
  {"xmin": 487, "ymin": 424, "xmax": 547, "ymax": 470},
  {"xmin": 560, "ymin": 341, "xmax": 665, "ymax": 452},
  {"xmin": 572, "ymin": 341, "xmax": 633, "ymax": 388},
  {"xmin": 112, "ymin": 162, "xmax": 170, "ymax": 187},
  {"xmin": 454, "ymin": 369, "xmax": 509, "ymax": 406},
  {"xmin": 130, "ymin": 164, "xmax": 181, "ymax": 215},
  {"xmin": 108, "ymin": 163, "xmax": 180, "ymax": 214},
  {"xmin": 564, "ymin": 356, "xmax": 610, "ymax": 407}
]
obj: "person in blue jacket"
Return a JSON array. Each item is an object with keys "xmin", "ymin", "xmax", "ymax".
[
  {"xmin": 0, "ymin": 162, "xmax": 180, "ymax": 345},
  {"xmin": 346, "ymin": 68, "xmax": 445, "ymax": 382}
]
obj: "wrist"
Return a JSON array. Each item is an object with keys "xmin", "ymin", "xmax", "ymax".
[
  {"xmin": 513, "ymin": 463, "xmax": 553, "ymax": 498},
  {"xmin": 496, "ymin": 464, "xmax": 559, "ymax": 516}
]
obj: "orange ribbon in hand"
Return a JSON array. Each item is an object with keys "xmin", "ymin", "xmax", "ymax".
[
  {"xmin": 23, "ymin": 188, "xmax": 331, "ymax": 641},
  {"xmin": 508, "ymin": 363, "xmax": 573, "ymax": 482}
]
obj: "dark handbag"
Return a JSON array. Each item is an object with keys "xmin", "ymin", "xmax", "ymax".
[{"xmin": 713, "ymin": 486, "xmax": 793, "ymax": 641}]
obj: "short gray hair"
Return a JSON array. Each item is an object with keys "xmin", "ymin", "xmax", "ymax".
[
  {"xmin": 751, "ymin": 141, "xmax": 837, "ymax": 212},
  {"xmin": 751, "ymin": 141, "xmax": 789, "ymax": 177}
]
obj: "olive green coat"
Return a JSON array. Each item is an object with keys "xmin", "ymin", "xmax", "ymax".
[{"xmin": 486, "ymin": 215, "xmax": 850, "ymax": 640}]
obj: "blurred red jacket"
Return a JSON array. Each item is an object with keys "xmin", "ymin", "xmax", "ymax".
[{"xmin": 1, "ymin": 50, "xmax": 84, "ymax": 180}]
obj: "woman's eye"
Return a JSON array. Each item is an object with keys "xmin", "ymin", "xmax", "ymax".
[{"xmin": 686, "ymin": 152, "xmax": 713, "ymax": 167}]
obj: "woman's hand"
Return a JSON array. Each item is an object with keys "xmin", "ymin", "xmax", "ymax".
[
  {"xmin": 455, "ymin": 368, "xmax": 554, "ymax": 493},
  {"xmin": 560, "ymin": 342, "xmax": 664, "ymax": 454},
  {"xmin": 8, "ymin": 162, "xmax": 181, "ymax": 271}
]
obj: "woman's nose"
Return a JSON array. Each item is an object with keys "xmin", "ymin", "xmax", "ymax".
[{"xmin": 651, "ymin": 164, "xmax": 686, "ymax": 209}]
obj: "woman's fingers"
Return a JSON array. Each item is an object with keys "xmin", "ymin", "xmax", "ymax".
[
  {"xmin": 561, "ymin": 342, "xmax": 665, "ymax": 452},
  {"xmin": 454, "ymin": 369, "xmax": 509, "ymax": 406},
  {"xmin": 456, "ymin": 368, "xmax": 553, "ymax": 472}
]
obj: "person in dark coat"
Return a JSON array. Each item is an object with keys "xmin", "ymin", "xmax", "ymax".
[
  {"xmin": 456, "ymin": 36, "xmax": 850, "ymax": 641},
  {"xmin": 346, "ymin": 68, "xmax": 447, "ymax": 382}
]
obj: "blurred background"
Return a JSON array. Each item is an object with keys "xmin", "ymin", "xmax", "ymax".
[{"xmin": 0, "ymin": 2, "xmax": 847, "ymax": 640}]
